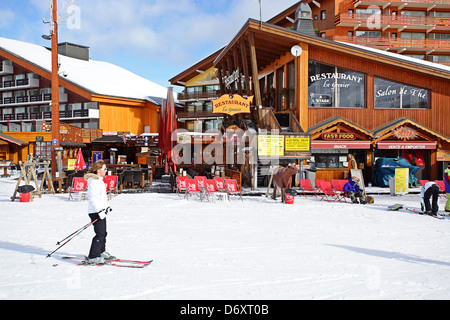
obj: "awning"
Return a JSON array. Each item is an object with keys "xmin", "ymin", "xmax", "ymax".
[
  {"xmin": 0, "ymin": 132, "xmax": 28, "ymax": 146},
  {"xmin": 312, "ymin": 141, "xmax": 371, "ymax": 149},
  {"xmin": 377, "ymin": 141, "xmax": 437, "ymax": 150}
]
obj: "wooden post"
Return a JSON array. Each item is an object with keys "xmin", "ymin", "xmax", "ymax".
[
  {"xmin": 248, "ymin": 33, "xmax": 262, "ymax": 107},
  {"xmin": 51, "ymin": 0, "xmax": 60, "ymax": 177},
  {"xmin": 240, "ymin": 40, "xmax": 251, "ymax": 97}
]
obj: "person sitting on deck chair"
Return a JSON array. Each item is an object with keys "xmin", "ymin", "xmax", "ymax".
[{"xmin": 343, "ymin": 176, "xmax": 366, "ymax": 204}]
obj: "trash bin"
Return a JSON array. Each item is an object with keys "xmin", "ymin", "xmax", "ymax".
[
  {"xmin": 19, "ymin": 192, "xmax": 31, "ymax": 202},
  {"xmin": 17, "ymin": 185, "xmax": 35, "ymax": 203},
  {"xmin": 389, "ymin": 177, "xmax": 395, "ymax": 196},
  {"xmin": 284, "ymin": 189, "xmax": 296, "ymax": 204},
  {"xmin": 305, "ymin": 168, "xmax": 317, "ymax": 188}
]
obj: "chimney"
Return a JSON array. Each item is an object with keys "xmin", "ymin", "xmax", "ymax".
[
  {"xmin": 293, "ymin": 3, "xmax": 316, "ymax": 37},
  {"xmin": 57, "ymin": 42, "xmax": 90, "ymax": 61}
]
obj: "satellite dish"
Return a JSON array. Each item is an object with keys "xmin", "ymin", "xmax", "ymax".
[{"xmin": 291, "ymin": 45, "xmax": 302, "ymax": 57}]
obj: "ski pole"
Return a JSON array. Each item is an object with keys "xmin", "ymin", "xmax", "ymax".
[
  {"xmin": 46, "ymin": 218, "xmax": 98, "ymax": 258},
  {"xmin": 56, "ymin": 220, "xmax": 96, "ymax": 245}
]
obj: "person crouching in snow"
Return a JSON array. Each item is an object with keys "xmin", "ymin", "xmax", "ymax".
[
  {"xmin": 343, "ymin": 176, "xmax": 366, "ymax": 204},
  {"xmin": 84, "ymin": 160, "xmax": 115, "ymax": 264},
  {"xmin": 420, "ymin": 181, "xmax": 440, "ymax": 217}
]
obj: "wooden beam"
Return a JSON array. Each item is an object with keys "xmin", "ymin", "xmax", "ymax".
[
  {"xmin": 233, "ymin": 47, "xmax": 243, "ymax": 95},
  {"xmin": 248, "ymin": 32, "xmax": 262, "ymax": 107},
  {"xmin": 240, "ymin": 40, "xmax": 251, "ymax": 96}
]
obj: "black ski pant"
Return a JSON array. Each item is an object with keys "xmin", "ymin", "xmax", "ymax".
[
  {"xmin": 88, "ymin": 213, "xmax": 107, "ymax": 259},
  {"xmin": 424, "ymin": 184, "xmax": 440, "ymax": 214}
]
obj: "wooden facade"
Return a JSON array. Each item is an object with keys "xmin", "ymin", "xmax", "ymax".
[
  {"xmin": 172, "ymin": 13, "xmax": 450, "ymax": 183},
  {"xmin": 0, "ymin": 42, "xmax": 161, "ymax": 164}
]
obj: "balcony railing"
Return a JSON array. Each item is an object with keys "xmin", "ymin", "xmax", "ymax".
[
  {"xmin": 0, "ymin": 93, "xmax": 68, "ymax": 106},
  {"xmin": 0, "ymin": 109, "xmax": 97, "ymax": 122},
  {"xmin": 0, "ymin": 78, "xmax": 40, "ymax": 90},
  {"xmin": 177, "ymin": 90, "xmax": 222, "ymax": 101},
  {"xmin": 336, "ymin": 13, "xmax": 450, "ymax": 28},
  {"xmin": 333, "ymin": 35, "xmax": 450, "ymax": 51}
]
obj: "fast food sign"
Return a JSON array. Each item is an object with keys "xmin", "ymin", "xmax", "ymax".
[{"xmin": 321, "ymin": 132, "xmax": 356, "ymax": 140}]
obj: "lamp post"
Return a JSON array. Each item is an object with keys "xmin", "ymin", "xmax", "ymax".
[{"xmin": 50, "ymin": 0, "xmax": 60, "ymax": 176}]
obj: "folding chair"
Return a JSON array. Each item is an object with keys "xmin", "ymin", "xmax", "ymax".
[
  {"xmin": 195, "ymin": 176, "xmax": 206, "ymax": 192},
  {"xmin": 224, "ymin": 179, "xmax": 243, "ymax": 201},
  {"xmin": 320, "ymin": 181, "xmax": 343, "ymax": 202},
  {"xmin": 68, "ymin": 177, "xmax": 87, "ymax": 201},
  {"xmin": 185, "ymin": 178, "xmax": 203, "ymax": 201},
  {"xmin": 331, "ymin": 179, "xmax": 347, "ymax": 202},
  {"xmin": 204, "ymin": 179, "xmax": 227, "ymax": 202},
  {"xmin": 299, "ymin": 179, "xmax": 319, "ymax": 198},
  {"xmin": 213, "ymin": 176, "xmax": 226, "ymax": 192},
  {"xmin": 419, "ymin": 180, "xmax": 429, "ymax": 186},
  {"xmin": 435, "ymin": 180, "xmax": 446, "ymax": 198},
  {"xmin": 176, "ymin": 176, "xmax": 188, "ymax": 198},
  {"xmin": 104, "ymin": 175, "xmax": 118, "ymax": 199}
]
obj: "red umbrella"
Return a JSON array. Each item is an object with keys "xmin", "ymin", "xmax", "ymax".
[
  {"xmin": 158, "ymin": 87, "xmax": 177, "ymax": 174},
  {"xmin": 74, "ymin": 148, "xmax": 86, "ymax": 170}
]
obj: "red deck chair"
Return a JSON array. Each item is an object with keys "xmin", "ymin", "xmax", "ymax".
[
  {"xmin": 315, "ymin": 179, "xmax": 326, "ymax": 190},
  {"xmin": 419, "ymin": 180, "xmax": 429, "ymax": 186},
  {"xmin": 204, "ymin": 179, "xmax": 227, "ymax": 202},
  {"xmin": 213, "ymin": 176, "xmax": 226, "ymax": 192},
  {"xmin": 224, "ymin": 179, "xmax": 243, "ymax": 201},
  {"xmin": 68, "ymin": 177, "xmax": 87, "ymax": 201},
  {"xmin": 435, "ymin": 180, "xmax": 446, "ymax": 197},
  {"xmin": 195, "ymin": 176, "xmax": 206, "ymax": 191},
  {"xmin": 176, "ymin": 176, "xmax": 188, "ymax": 198},
  {"xmin": 299, "ymin": 179, "xmax": 318, "ymax": 198},
  {"xmin": 104, "ymin": 175, "xmax": 118, "ymax": 199},
  {"xmin": 320, "ymin": 181, "xmax": 343, "ymax": 202},
  {"xmin": 331, "ymin": 179, "xmax": 347, "ymax": 202},
  {"xmin": 185, "ymin": 178, "xmax": 203, "ymax": 201}
]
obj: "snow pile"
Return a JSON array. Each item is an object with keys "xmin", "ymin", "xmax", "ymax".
[
  {"xmin": 1, "ymin": 175, "xmax": 450, "ymax": 300},
  {"xmin": 0, "ymin": 37, "xmax": 168, "ymax": 100}
]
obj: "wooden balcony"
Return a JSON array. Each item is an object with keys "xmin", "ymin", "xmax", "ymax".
[
  {"xmin": 177, "ymin": 90, "xmax": 221, "ymax": 102},
  {"xmin": 340, "ymin": 0, "xmax": 450, "ymax": 13},
  {"xmin": 333, "ymin": 35, "xmax": 450, "ymax": 52},
  {"xmin": 336, "ymin": 13, "xmax": 450, "ymax": 31}
]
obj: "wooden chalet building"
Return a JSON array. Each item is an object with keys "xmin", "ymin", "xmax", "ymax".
[
  {"xmin": 171, "ymin": 2, "xmax": 450, "ymax": 185},
  {"xmin": 0, "ymin": 37, "xmax": 167, "ymax": 165}
]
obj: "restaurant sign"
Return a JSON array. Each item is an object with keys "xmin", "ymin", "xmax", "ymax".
[{"xmin": 212, "ymin": 94, "xmax": 253, "ymax": 116}]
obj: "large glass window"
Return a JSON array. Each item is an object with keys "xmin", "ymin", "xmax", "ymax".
[
  {"xmin": 308, "ymin": 61, "xmax": 366, "ymax": 108},
  {"xmin": 374, "ymin": 77, "xmax": 429, "ymax": 109}
]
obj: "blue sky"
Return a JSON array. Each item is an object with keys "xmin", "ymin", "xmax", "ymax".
[{"xmin": 0, "ymin": 0, "xmax": 299, "ymax": 91}]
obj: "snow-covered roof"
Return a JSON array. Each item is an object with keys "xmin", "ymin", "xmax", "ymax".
[{"xmin": 0, "ymin": 37, "xmax": 168, "ymax": 101}]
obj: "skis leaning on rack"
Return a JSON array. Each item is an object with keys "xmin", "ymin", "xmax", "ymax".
[{"xmin": 62, "ymin": 256, "xmax": 153, "ymax": 268}]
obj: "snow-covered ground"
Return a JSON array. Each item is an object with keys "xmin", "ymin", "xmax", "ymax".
[{"xmin": 1, "ymin": 175, "xmax": 450, "ymax": 300}]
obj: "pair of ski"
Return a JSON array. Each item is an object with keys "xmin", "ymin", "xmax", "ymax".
[
  {"xmin": 62, "ymin": 256, "xmax": 152, "ymax": 268},
  {"xmin": 388, "ymin": 204, "xmax": 446, "ymax": 220}
]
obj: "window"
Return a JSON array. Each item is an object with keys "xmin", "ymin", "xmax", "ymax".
[
  {"xmin": 435, "ymin": 11, "xmax": 450, "ymax": 18},
  {"xmin": 356, "ymin": 8, "xmax": 381, "ymax": 15},
  {"xmin": 308, "ymin": 60, "xmax": 366, "ymax": 108},
  {"xmin": 401, "ymin": 32, "xmax": 425, "ymax": 40},
  {"xmin": 430, "ymin": 33, "xmax": 450, "ymax": 40},
  {"xmin": 320, "ymin": 10, "xmax": 326, "ymax": 20},
  {"xmin": 36, "ymin": 141, "xmax": 52, "ymax": 160},
  {"xmin": 401, "ymin": 10, "xmax": 426, "ymax": 17},
  {"xmin": 427, "ymin": 55, "xmax": 450, "ymax": 63},
  {"xmin": 356, "ymin": 31, "xmax": 381, "ymax": 38},
  {"xmin": 374, "ymin": 77, "xmax": 429, "ymax": 109}
]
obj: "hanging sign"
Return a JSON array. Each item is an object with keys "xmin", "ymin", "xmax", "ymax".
[{"xmin": 212, "ymin": 94, "xmax": 253, "ymax": 116}]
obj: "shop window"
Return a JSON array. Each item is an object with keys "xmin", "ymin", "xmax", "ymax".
[
  {"xmin": 312, "ymin": 154, "xmax": 347, "ymax": 169},
  {"xmin": 308, "ymin": 60, "xmax": 366, "ymax": 108},
  {"xmin": 36, "ymin": 141, "xmax": 52, "ymax": 160},
  {"xmin": 374, "ymin": 77, "xmax": 429, "ymax": 109}
]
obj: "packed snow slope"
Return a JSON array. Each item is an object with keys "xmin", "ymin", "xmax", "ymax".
[{"xmin": 1, "ymin": 177, "xmax": 450, "ymax": 300}]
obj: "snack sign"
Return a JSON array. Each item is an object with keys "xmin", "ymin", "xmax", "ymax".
[{"xmin": 212, "ymin": 94, "xmax": 253, "ymax": 116}]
